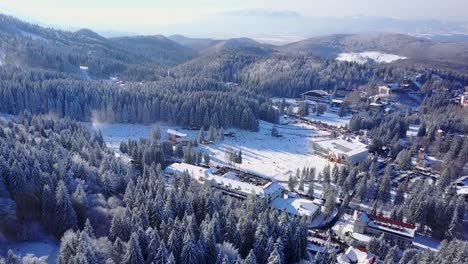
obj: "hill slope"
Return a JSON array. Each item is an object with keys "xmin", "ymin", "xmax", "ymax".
[{"xmin": 281, "ymin": 33, "xmax": 468, "ymax": 68}]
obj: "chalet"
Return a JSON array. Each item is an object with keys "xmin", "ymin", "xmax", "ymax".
[
  {"xmin": 461, "ymin": 93, "xmax": 468, "ymax": 107},
  {"xmin": 312, "ymin": 138, "xmax": 368, "ymax": 164},
  {"xmin": 302, "ymin": 90, "xmax": 332, "ymax": 105},
  {"xmin": 167, "ymin": 129, "xmax": 188, "ymax": 144},
  {"xmin": 353, "ymin": 212, "xmax": 416, "ymax": 249},
  {"xmin": 378, "ymin": 83, "xmax": 400, "ymax": 96}
]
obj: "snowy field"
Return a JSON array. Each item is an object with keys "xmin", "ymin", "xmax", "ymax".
[
  {"xmin": 306, "ymin": 111, "xmax": 352, "ymax": 127},
  {"xmin": 90, "ymin": 120, "xmax": 334, "ymax": 182},
  {"xmin": 2, "ymin": 238, "xmax": 59, "ymax": 264},
  {"xmin": 336, "ymin": 51, "xmax": 407, "ymax": 64}
]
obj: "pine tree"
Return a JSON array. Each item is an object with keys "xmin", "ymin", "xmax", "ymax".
[
  {"xmin": 72, "ymin": 183, "xmax": 88, "ymax": 228},
  {"xmin": 83, "ymin": 219, "xmax": 95, "ymax": 239},
  {"xmin": 298, "ymin": 176, "xmax": 304, "ymax": 192},
  {"xmin": 394, "ymin": 183, "xmax": 405, "ymax": 205},
  {"xmin": 377, "ymin": 173, "xmax": 391, "ymax": 204},
  {"xmin": 266, "ymin": 246, "xmax": 282, "ymax": 264},
  {"xmin": 155, "ymin": 241, "xmax": 169, "ymax": 264},
  {"xmin": 323, "ymin": 187, "xmax": 336, "ymax": 216},
  {"xmin": 77, "ymin": 231, "xmax": 97, "ymax": 264},
  {"xmin": 58, "ymin": 231, "xmax": 79, "ymax": 264},
  {"xmin": 54, "ymin": 180, "xmax": 78, "ymax": 237},
  {"xmin": 167, "ymin": 253, "xmax": 176, "ymax": 264},
  {"xmin": 41, "ymin": 184, "xmax": 55, "ymax": 231},
  {"xmin": 244, "ymin": 250, "xmax": 258, "ymax": 264},
  {"xmin": 307, "ymin": 183, "xmax": 314, "ymax": 198},
  {"xmin": 152, "ymin": 126, "xmax": 161, "ymax": 142},
  {"xmin": 288, "ymin": 175, "xmax": 295, "ymax": 191},
  {"xmin": 209, "ymin": 125, "xmax": 215, "ymax": 142},
  {"xmin": 5, "ymin": 249, "xmax": 21, "ymax": 264},
  {"xmin": 219, "ymin": 127, "xmax": 225, "ymax": 141},
  {"xmin": 113, "ymin": 237, "xmax": 126, "ymax": 263},
  {"xmin": 123, "ymin": 233, "xmax": 144, "ymax": 264},
  {"xmin": 181, "ymin": 227, "xmax": 201, "ymax": 264},
  {"xmin": 199, "ymin": 127, "xmax": 205, "ymax": 143},
  {"xmin": 203, "ymin": 152, "xmax": 210, "ymax": 166}
]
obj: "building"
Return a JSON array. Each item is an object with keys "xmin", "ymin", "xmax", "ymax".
[
  {"xmin": 312, "ymin": 138, "xmax": 369, "ymax": 164},
  {"xmin": 167, "ymin": 129, "xmax": 188, "ymax": 143},
  {"xmin": 454, "ymin": 175, "xmax": 468, "ymax": 201},
  {"xmin": 337, "ymin": 247, "xmax": 376, "ymax": 264},
  {"xmin": 353, "ymin": 212, "xmax": 416, "ymax": 249},
  {"xmin": 165, "ymin": 163, "xmax": 283, "ymax": 202},
  {"xmin": 302, "ymin": 90, "xmax": 332, "ymax": 105},
  {"xmin": 461, "ymin": 93, "xmax": 468, "ymax": 107},
  {"xmin": 270, "ymin": 195, "xmax": 321, "ymax": 220},
  {"xmin": 378, "ymin": 83, "xmax": 400, "ymax": 96}
]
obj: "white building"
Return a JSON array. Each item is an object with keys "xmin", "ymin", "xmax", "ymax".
[
  {"xmin": 165, "ymin": 163, "xmax": 283, "ymax": 202},
  {"xmin": 353, "ymin": 212, "xmax": 416, "ymax": 249},
  {"xmin": 312, "ymin": 138, "xmax": 368, "ymax": 164},
  {"xmin": 270, "ymin": 196, "xmax": 321, "ymax": 220}
]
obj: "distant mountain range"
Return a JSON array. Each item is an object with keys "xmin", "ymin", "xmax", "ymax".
[{"xmin": 2, "ymin": 13, "xmax": 468, "ymax": 78}]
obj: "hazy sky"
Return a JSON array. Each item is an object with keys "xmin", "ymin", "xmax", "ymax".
[{"xmin": 1, "ymin": 0, "xmax": 468, "ymax": 38}]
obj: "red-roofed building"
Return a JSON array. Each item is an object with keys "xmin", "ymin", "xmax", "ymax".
[{"xmin": 353, "ymin": 211, "xmax": 416, "ymax": 249}]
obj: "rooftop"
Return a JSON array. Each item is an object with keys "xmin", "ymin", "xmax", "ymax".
[
  {"xmin": 337, "ymin": 247, "xmax": 376, "ymax": 264},
  {"xmin": 312, "ymin": 138, "xmax": 368, "ymax": 157},
  {"xmin": 165, "ymin": 162, "xmax": 283, "ymax": 197},
  {"xmin": 302, "ymin": 90, "xmax": 330, "ymax": 97},
  {"xmin": 166, "ymin": 129, "xmax": 187, "ymax": 138},
  {"xmin": 357, "ymin": 212, "xmax": 416, "ymax": 239},
  {"xmin": 270, "ymin": 197, "xmax": 321, "ymax": 217}
]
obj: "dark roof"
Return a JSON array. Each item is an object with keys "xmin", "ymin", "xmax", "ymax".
[{"xmin": 302, "ymin": 90, "xmax": 330, "ymax": 97}]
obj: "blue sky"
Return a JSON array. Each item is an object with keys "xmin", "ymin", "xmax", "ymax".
[{"xmin": 1, "ymin": 0, "xmax": 468, "ymax": 39}]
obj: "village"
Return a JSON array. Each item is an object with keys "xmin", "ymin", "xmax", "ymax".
[{"xmin": 91, "ymin": 77, "xmax": 467, "ymax": 263}]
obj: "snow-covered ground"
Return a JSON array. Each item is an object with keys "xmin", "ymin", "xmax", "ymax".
[
  {"xmin": 413, "ymin": 234, "xmax": 440, "ymax": 251},
  {"xmin": 2, "ymin": 238, "xmax": 59, "ymax": 264},
  {"xmin": 306, "ymin": 111, "xmax": 351, "ymax": 127},
  {"xmin": 336, "ymin": 51, "xmax": 407, "ymax": 64},
  {"xmin": 90, "ymin": 120, "xmax": 334, "ymax": 181}
]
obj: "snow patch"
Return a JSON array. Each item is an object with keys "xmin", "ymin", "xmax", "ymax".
[
  {"xmin": 19, "ymin": 30, "xmax": 48, "ymax": 42},
  {"xmin": 336, "ymin": 51, "xmax": 407, "ymax": 64}
]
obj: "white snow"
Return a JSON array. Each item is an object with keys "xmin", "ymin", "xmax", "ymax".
[
  {"xmin": 336, "ymin": 51, "xmax": 407, "ymax": 64},
  {"xmin": 3, "ymin": 238, "xmax": 59, "ymax": 264},
  {"xmin": 19, "ymin": 30, "xmax": 48, "ymax": 42},
  {"xmin": 90, "ymin": 120, "xmax": 334, "ymax": 181},
  {"xmin": 306, "ymin": 111, "xmax": 352, "ymax": 127},
  {"xmin": 413, "ymin": 234, "xmax": 440, "ymax": 251}
]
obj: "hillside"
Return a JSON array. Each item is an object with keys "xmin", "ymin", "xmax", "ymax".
[
  {"xmin": 281, "ymin": 33, "xmax": 468, "ymax": 69},
  {"xmin": 168, "ymin": 34, "xmax": 221, "ymax": 51},
  {"xmin": 0, "ymin": 14, "xmax": 194, "ymax": 77}
]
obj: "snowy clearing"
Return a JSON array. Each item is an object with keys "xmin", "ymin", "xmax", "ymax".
[
  {"xmin": 2, "ymin": 238, "xmax": 59, "ymax": 264},
  {"xmin": 306, "ymin": 111, "xmax": 351, "ymax": 127},
  {"xmin": 336, "ymin": 51, "xmax": 407, "ymax": 64},
  {"xmin": 90, "ymin": 120, "xmax": 334, "ymax": 181}
]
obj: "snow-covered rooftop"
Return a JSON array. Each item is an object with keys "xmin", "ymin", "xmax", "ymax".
[
  {"xmin": 165, "ymin": 163, "xmax": 283, "ymax": 197},
  {"xmin": 166, "ymin": 129, "xmax": 187, "ymax": 138},
  {"xmin": 312, "ymin": 138, "xmax": 368, "ymax": 157},
  {"xmin": 270, "ymin": 197, "xmax": 320, "ymax": 217},
  {"xmin": 337, "ymin": 247, "xmax": 376, "ymax": 264}
]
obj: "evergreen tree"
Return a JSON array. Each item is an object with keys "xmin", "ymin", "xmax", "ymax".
[
  {"xmin": 151, "ymin": 126, "xmax": 161, "ymax": 142},
  {"xmin": 377, "ymin": 173, "xmax": 391, "ymax": 204},
  {"xmin": 72, "ymin": 183, "xmax": 88, "ymax": 228},
  {"xmin": 209, "ymin": 125, "xmax": 215, "ymax": 142},
  {"xmin": 203, "ymin": 152, "xmax": 210, "ymax": 166},
  {"xmin": 123, "ymin": 233, "xmax": 144, "ymax": 264},
  {"xmin": 199, "ymin": 127, "xmax": 205, "ymax": 143},
  {"xmin": 181, "ymin": 227, "xmax": 201, "ymax": 264},
  {"xmin": 54, "ymin": 180, "xmax": 78, "ymax": 237}
]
